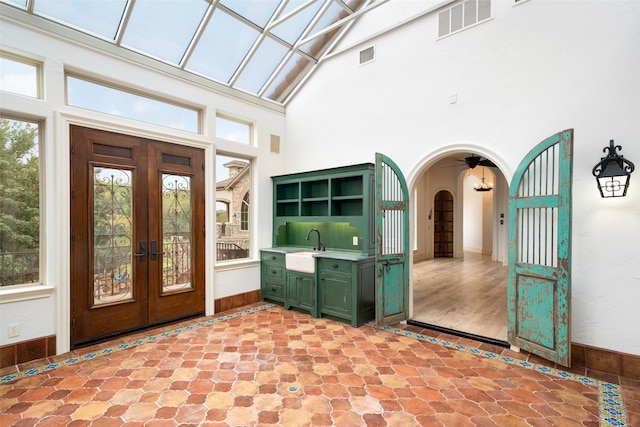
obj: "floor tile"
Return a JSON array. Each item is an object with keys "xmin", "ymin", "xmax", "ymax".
[{"xmin": 0, "ymin": 303, "xmax": 634, "ymax": 426}]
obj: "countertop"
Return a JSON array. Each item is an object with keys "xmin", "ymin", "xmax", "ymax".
[{"xmin": 260, "ymin": 247, "xmax": 374, "ymax": 261}]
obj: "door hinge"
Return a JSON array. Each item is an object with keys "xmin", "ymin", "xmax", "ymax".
[
  {"xmin": 71, "ymin": 189, "xmax": 75, "ymax": 198},
  {"xmin": 72, "ymin": 318, "xmax": 76, "ymax": 329},
  {"xmin": 71, "ymin": 232, "xmax": 75, "ymax": 241},
  {"xmin": 71, "ymin": 144, "xmax": 75, "ymax": 154}
]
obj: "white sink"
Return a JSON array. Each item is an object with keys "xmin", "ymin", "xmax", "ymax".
[{"xmin": 285, "ymin": 251, "xmax": 317, "ymax": 274}]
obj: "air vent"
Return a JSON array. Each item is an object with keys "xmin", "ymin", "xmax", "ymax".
[{"xmin": 359, "ymin": 46, "xmax": 375, "ymax": 65}]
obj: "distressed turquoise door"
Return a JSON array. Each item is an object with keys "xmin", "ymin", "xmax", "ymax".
[
  {"xmin": 508, "ymin": 129, "xmax": 573, "ymax": 367},
  {"xmin": 375, "ymin": 153, "xmax": 410, "ymax": 325}
]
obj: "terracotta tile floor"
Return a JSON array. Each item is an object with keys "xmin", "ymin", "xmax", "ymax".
[{"xmin": 1, "ymin": 303, "xmax": 637, "ymax": 426}]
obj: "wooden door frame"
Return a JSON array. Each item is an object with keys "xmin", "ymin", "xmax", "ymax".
[{"xmin": 54, "ymin": 115, "xmax": 216, "ymax": 355}]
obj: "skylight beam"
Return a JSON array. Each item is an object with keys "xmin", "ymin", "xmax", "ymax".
[
  {"xmin": 180, "ymin": 0, "xmax": 218, "ymax": 68},
  {"xmin": 227, "ymin": 0, "xmax": 292, "ymax": 88},
  {"xmin": 269, "ymin": 0, "xmax": 319, "ymax": 29},
  {"xmin": 297, "ymin": 0, "xmax": 388, "ymax": 47},
  {"xmin": 114, "ymin": 0, "xmax": 136, "ymax": 45},
  {"xmin": 284, "ymin": 0, "xmax": 374, "ymax": 104}
]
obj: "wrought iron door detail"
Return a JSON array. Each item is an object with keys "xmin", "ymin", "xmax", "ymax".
[
  {"xmin": 92, "ymin": 168, "xmax": 133, "ymax": 305},
  {"xmin": 161, "ymin": 174, "xmax": 193, "ymax": 293}
]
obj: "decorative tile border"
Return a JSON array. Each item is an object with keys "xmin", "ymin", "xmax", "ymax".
[
  {"xmin": 0, "ymin": 304, "xmax": 274, "ymax": 384},
  {"xmin": 1, "ymin": 304, "xmax": 629, "ymax": 426},
  {"xmin": 375, "ymin": 324, "xmax": 629, "ymax": 427}
]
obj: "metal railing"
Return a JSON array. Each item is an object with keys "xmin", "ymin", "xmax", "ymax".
[
  {"xmin": 217, "ymin": 242, "xmax": 248, "ymax": 261},
  {"xmin": 0, "ymin": 250, "xmax": 39, "ymax": 287}
]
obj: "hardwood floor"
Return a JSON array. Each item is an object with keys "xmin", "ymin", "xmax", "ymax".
[{"xmin": 411, "ymin": 251, "xmax": 508, "ymax": 342}]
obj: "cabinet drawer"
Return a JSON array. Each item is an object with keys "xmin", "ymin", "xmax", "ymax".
[
  {"xmin": 261, "ymin": 252, "xmax": 285, "ymax": 264},
  {"xmin": 264, "ymin": 265, "xmax": 284, "ymax": 279},
  {"xmin": 263, "ymin": 281, "xmax": 284, "ymax": 298},
  {"xmin": 318, "ymin": 258, "xmax": 352, "ymax": 273}
]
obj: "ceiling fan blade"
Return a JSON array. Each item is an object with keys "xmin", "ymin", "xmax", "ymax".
[{"xmin": 478, "ymin": 159, "xmax": 497, "ymax": 167}]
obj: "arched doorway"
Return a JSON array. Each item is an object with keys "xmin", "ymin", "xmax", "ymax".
[{"xmin": 410, "ymin": 151, "xmax": 509, "ymax": 344}]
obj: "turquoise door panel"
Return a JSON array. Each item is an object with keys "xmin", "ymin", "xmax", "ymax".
[
  {"xmin": 375, "ymin": 153, "xmax": 410, "ymax": 325},
  {"xmin": 508, "ymin": 129, "xmax": 573, "ymax": 367}
]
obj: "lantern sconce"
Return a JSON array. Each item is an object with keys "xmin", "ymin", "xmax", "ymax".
[{"xmin": 592, "ymin": 140, "xmax": 635, "ymax": 198}]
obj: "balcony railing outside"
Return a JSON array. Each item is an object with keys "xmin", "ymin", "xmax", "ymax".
[{"xmin": 0, "ymin": 249, "xmax": 39, "ymax": 287}]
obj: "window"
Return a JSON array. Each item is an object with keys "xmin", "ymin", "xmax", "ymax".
[
  {"xmin": 216, "ymin": 115, "xmax": 252, "ymax": 145},
  {"xmin": 241, "ymin": 193, "xmax": 249, "ymax": 231},
  {"xmin": 66, "ymin": 75, "xmax": 200, "ymax": 133},
  {"xmin": 216, "ymin": 154, "xmax": 251, "ymax": 261},
  {"xmin": 438, "ymin": 0, "xmax": 492, "ymax": 38},
  {"xmin": 0, "ymin": 117, "xmax": 41, "ymax": 287},
  {"xmin": 0, "ymin": 53, "xmax": 41, "ymax": 98}
]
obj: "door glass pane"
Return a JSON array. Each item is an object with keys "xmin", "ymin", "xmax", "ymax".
[
  {"xmin": 93, "ymin": 167, "xmax": 133, "ymax": 306},
  {"xmin": 162, "ymin": 174, "xmax": 193, "ymax": 293}
]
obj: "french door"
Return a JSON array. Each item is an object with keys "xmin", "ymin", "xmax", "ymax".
[{"xmin": 70, "ymin": 126, "xmax": 205, "ymax": 347}]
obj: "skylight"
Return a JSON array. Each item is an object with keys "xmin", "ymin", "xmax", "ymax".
[{"xmin": 1, "ymin": 0, "xmax": 376, "ymax": 106}]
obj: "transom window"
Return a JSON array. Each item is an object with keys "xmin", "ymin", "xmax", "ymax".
[
  {"xmin": 66, "ymin": 75, "xmax": 201, "ymax": 133},
  {"xmin": 0, "ymin": 53, "xmax": 41, "ymax": 98}
]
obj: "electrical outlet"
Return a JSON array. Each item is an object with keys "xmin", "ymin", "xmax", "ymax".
[
  {"xmin": 8, "ymin": 323, "xmax": 20, "ymax": 338},
  {"xmin": 352, "ymin": 236, "xmax": 358, "ymax": 245}
]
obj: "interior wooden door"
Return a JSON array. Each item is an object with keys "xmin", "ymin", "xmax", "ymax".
[
  {"xmin": 433, "ymin": 190, "xmax": 454, "ymax": 257},
  {"xmin": 70, "ymin": 126, "xmax": 205, "ymax": 347}
]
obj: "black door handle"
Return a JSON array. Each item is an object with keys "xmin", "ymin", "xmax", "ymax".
[
  {"xmin": 134, "ymin": 241, "xmax": 147, "ymax": 262},
  {"xmin": 150, "ymin": 240, "xmax": 165, "ymax": 260}
]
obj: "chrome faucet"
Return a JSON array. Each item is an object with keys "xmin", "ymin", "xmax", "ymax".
[{"xmin": 306, "ymin": 228, "xmax": 325, "ymax": 251}]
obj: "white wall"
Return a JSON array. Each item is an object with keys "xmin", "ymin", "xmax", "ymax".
[
  {"xmin": 286, "ymin": 0, "xmax": 640, "ymax": 355},
  {"xmin": 0, "ymin": 20, "xmax": 286, "ymax": 351}
]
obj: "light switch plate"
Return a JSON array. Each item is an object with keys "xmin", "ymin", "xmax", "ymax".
[{"xmin": 353, "ymin": 236, "xmax": 358, "ymax": 245}]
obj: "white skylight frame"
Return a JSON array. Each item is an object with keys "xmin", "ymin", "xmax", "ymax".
[{"xmin": 0, "ymin": 0, "xmax": 382, "ymax": 107}]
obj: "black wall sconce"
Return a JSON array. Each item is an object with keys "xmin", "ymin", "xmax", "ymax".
[{"xmin": 592, "ymin": 140, "xmax": 635, "ymax": 198}]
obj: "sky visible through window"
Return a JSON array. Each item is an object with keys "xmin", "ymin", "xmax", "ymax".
[
  {"xmin": 2, "ymin": 0, "xmax": 368, "ymax": 105},
  {"xmin": 0, "ymin": 56, "xmax": 38, "ymax": 98}
]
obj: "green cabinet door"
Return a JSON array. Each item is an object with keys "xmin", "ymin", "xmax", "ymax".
[
  {"xmin": 285, "ymin": 272, "xmax": 317, "ymax": 317},
  {"xmin": 319, "ymin": 271, "xmax": 352, "ymax": 318}
]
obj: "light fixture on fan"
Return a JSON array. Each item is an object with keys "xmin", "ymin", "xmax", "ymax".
[{"xmin": 474, "ymin": 167, "xmax": 493, "ymax": 192}]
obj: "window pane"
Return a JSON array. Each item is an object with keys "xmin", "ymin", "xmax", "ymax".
[
  {"xmin": 121, "ymin": 0, "xmax": 208, "ymax": 64},
  {"xmin": 186, "ymin": 9, "xmax": 260, "ymax": 83},
  {"xmin": 270, "ymin": 0, "xmax": 323, "ymax": 44},
  {"xmin": 0, "ymin": 56, "xmax": 38, "ymax": 98},
  {"xmin": 220, "ymin": 0, "xmax": 279, "ymax": 28},
  {"xmin": 67, "ymin": 76, "xmax": 200, "ymax": 133},
  {"xmin": 216, "ymin": 116, "xmax": 251, "ymax": 145},
  {"xmin": 34, "ymin": 0, "xmax": 127, "ymax": 40},
  {"xmin": 0, "ymin": 118, "xmax": 40, "ymax": 286},
  {"xmin": 233, "ymin": 36, "xmax": 288, "ymax": 94},
  {"xmin": 216, "ymin": 155, "xmax": 250, "ymax": 261}
]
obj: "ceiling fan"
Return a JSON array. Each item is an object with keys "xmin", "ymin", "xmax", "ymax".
[{"xmin": 441, "ymin": 154, "xmax": 497, "ymax": 169}]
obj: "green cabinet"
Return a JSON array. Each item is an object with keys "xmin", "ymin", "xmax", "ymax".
[
  {"xmin": 318, "ymin": 257, "xmax": 375, "ymax": 327},
  {"xmin": 260, "ymin": 252, "xmax": 285, "ymax": 304},
  {"xmin": 285, "ymin": 271, "xmax": 317, "ymax": 317},
  {"xmin": 272, "ymin": 163, "xmax": 375, "ymax": 254}
]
